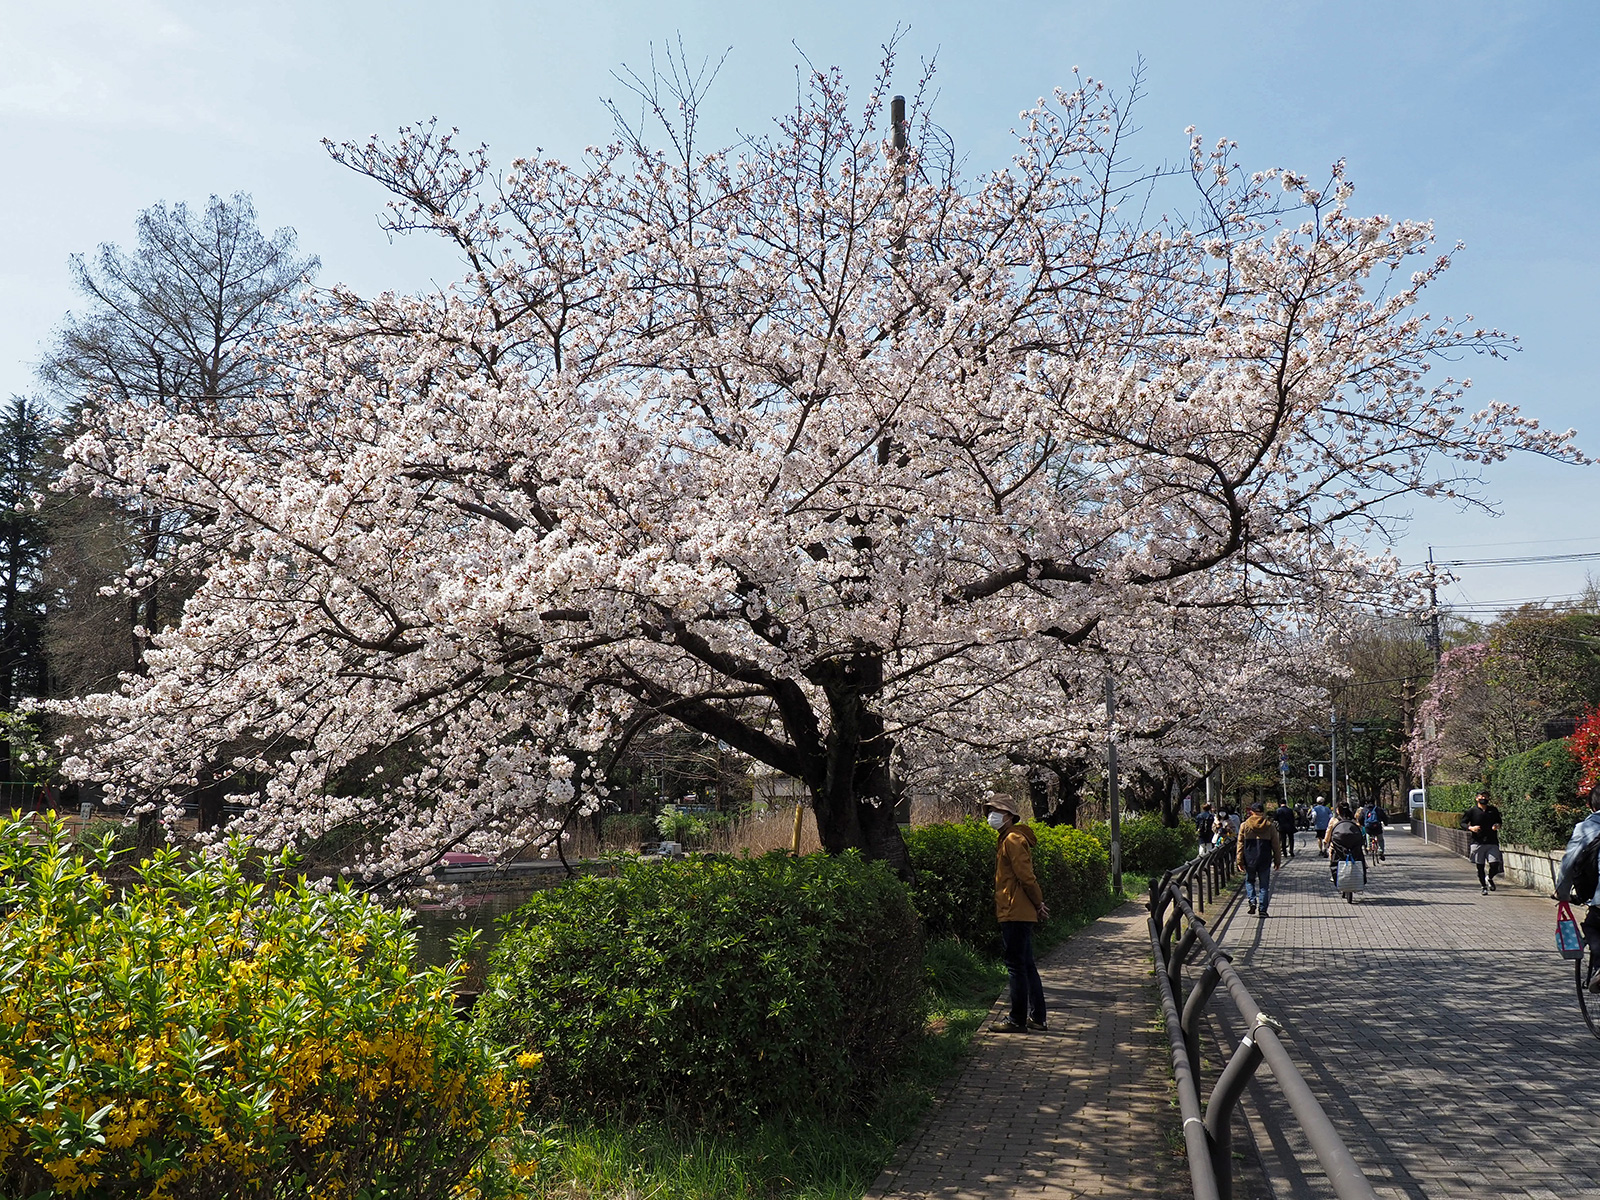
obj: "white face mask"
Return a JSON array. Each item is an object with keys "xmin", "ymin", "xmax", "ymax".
[{"xmin": 986, "ymin": 811, "xmax": 1008, "ymax": 830}]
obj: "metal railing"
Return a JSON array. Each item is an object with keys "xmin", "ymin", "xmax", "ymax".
[{"xmin": 1149, "ymin": 845, "xmax": 1379, "ymax": 1200}]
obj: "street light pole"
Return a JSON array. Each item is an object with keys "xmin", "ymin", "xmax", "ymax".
[{"xmin": 1329, "ymin": 704, "xmax": 1339, "ymax": 811}]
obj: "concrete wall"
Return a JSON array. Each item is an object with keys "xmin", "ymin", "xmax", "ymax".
[{"xmin": 1404, "ymin": 819, "xmax": 1563, "ymax": 895}]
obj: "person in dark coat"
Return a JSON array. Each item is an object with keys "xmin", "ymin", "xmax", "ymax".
[
  {"xmin": 1461, "ymin": 792, "xmax": 1503, "ymax": 894},
  {"xmin": 1272, "ymin": 799, "xmax": 1297, "ymax": 859}
]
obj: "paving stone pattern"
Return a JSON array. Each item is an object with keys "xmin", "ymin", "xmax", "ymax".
[
  {"xmin": 868, "ymin": 901, "xmax": 1186, "ymax": 1200},
  {"xmin": 1214, "ymin": 828, "xmax": 1600, "ymax": 1200}
]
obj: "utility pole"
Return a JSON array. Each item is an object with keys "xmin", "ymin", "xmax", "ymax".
[
  {"xmin": 1106, "ymin": 675, "xmax": 1122, "ymax": 895},
  {"xmin": 1424, "ymin": 546, "xmax": 1443, "ymax": 666},
  {"xmin": 890, "ymin": 95, "xmax": 908, "ymax": 267}
]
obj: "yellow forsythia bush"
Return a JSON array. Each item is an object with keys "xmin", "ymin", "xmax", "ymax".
[{"xmin": 0, "ymin": 816, "xmax": 536, "ymax": 1199}]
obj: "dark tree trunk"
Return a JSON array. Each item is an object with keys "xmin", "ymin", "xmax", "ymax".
[
  {"xmin": 807, "ymin": 655, "xmax": 912, "ymax": 877},
  {"xmin": 1046, "ymin": 762, "xmax": 1087, "ymax": 827},
  {"xmin": 1027, "ymin": 770, "xmax": 1052, "ymax": 820},
  {"xmin": 1159, "ymin": 774, "xmax": 1182, "ymax": 827}
]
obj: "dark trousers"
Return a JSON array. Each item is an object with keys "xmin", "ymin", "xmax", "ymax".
[
  {"xmin": 1000, "ymin": 920, "xmax": 1045, "ymax": 1025},
  {"xmin": 1475, "ymin": 852, "xmax": 1504, "ymax": 886},
  {"xmin": 1584, "ymin": 908, "xmax": 1600, "ymax": 965}
]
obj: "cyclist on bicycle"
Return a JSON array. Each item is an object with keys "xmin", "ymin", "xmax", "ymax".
[
  {"xmin": 1363, "ymin": 802, "xmax": 1386, "ymax": 862},
  {"xmin": 1326, "ymin": 804, "xmax": 1367, "ymax": 901},
  {"xmin": 1555, "ymin": 787, "xmax": 1600, "ymax": 993}
]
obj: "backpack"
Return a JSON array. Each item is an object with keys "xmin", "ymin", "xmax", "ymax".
[
  {"xmin": 1240, "ymin": 836, "xmax": 1267, "ymax": 868},
  {"xmin": 1364, "ymin": 806, "xmax": 1383, "ymax": 830},
  {"xmin": 1328, "ymin": 820, "xmax": 1363, "ymax": 853}
]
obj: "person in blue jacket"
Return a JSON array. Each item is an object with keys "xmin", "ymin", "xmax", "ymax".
[{"xmin": 1555, "ymin": 787, "xmax": 1600, "ymax": 992}]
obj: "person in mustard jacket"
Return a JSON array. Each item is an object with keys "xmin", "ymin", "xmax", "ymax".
[
  {"xmin": 987, "ymin": 795, "xmax": 1051, "ymax": 1033},
  {"xmin": 1236, "ymin": 799, "xmax": 1284, "ymax": 917}
]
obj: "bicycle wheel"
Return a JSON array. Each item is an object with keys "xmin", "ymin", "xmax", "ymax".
[{"xmin": 1574, "ymin": 950, "xmax": 1600, "ymax": 1042}]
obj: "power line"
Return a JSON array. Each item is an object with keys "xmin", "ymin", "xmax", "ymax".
[
  {"xmin": 1430, "ymin": 550, "xmax": 1600, "ymax": 569},
  {"xmin": 1428, "ymin": 534, "xmax": 1600, "ymax": 552}
]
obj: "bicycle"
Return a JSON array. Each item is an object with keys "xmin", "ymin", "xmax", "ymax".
[
  {"xmin": 1365, "ymin": 826, "xmax": 1385, "ymax": 863},
  {"xmin": 1569, "ymin": 943, "xmax": 1600, "ymax": 1041}
]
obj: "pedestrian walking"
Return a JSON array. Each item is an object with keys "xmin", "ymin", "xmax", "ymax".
[
  {"xmin": 1461, "ymin": 791, "xmax": 1504, "ymax": 894},
  {"xmin": 1237, "ymin": 800, "xmax": 1284, "ymax": 916},
  {"xmin": 985, "ymin": 794, "xmax": 1050, "ymax": 1034},
  {"xmin": 1312, "ymin": 795, "xmax": 1332, "ymax": 851},
  {"xmin": 1272, "ymin": 798, "xmax": 1297, "ymax": 859},
  {"xmin": 1555, "ymin": 787, "xmax": 1600, "ymax": 992},
  {"xmin": 1194, "ymin": 801, "xmax": 1216, "ymax": 848}
]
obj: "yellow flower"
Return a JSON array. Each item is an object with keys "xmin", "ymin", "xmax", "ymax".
[{"xmin": 515, "ymin": 1051, "xmax": 543, "ymax": 1070}]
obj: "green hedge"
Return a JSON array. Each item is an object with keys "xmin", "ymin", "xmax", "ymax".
[
  {"xmin": 902, "ymin": 819, "xmax": 1110, "ymax": 946},
  {"xmin": 1489, "ymin": 737, "xmax": 1583, "ymax": 851},
  {"xmin": 1087, "ymin": 814, "xmax": 1199, "ymax": 877},
  {"xmin": 1423, "ymin": 783, "xmax": 1481, "ymax": 813},
  {"xmin": 473, "ymin": 851, "xmax": 922, "ymax": 1125}
]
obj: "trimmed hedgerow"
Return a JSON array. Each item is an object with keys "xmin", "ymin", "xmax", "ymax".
[
  {"xmin": 1424, "ymin": 782, "xmax": 1481, "ymax": 813},
  {"xmin": 901, "ymin": 819, "xmax": 1110, "ymax": 946},
  {"xmin": 1489, "ymin": 737, "xmax": 1583, "ymax": 851},
  {"xmin": 472, "ymin": 851, "xmax": 922, "ymax": 1125}
]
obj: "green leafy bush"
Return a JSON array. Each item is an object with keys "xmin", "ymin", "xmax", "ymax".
[
  {"xmin": 901, "ymin": 820, "xmax": 999, "ymax": 945},
  {"xmin": 0, "ymin": 816, "xmax": 531, "ymax": 1200},
  {"xmin": 1035, "ymin": 824, "xmax": 1113, "ymax": 917},
  {"xmin": 1424, "ymin": 782, "xmax": 1481, "ymax": 813},
  {"xmin": 472, "ymin": 851, "xmax": 922, "ymax": 1125},
  {"xmin": 902, "ymin": 820, "xmax": 1110, "ymax": 946},
  {"xmin": 654, "ymin": 804, "xmax": 710, "ymax": 845},
  {"xmin": 1087, "ymin": 814, "xmax": 1198, "ymax": 877},
  {"xmin": 1490, "ymin": 737, "xmax": 1582, "ymax": 850}
]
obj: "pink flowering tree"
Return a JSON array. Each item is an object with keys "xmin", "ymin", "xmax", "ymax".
[{"xmin": 52, "ymin": 56, "xmax": 1582, "ymax": 885}]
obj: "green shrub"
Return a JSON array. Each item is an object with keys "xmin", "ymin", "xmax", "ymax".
[
  {"xmin": 902, "ymin": 820, "xmax": 1110, "ymax": 947},
  {"xmin": 654, "ymin": 804, "xmax": 710, "ymax": 845},
  {"xmin": 74, "ymin": 816, "xmax": 138, "ymax": 856},
  {"xmin": 0, "ymin": 815, "xmax": 530, "ymax": 1200},
  {"xmin": 902, "ymin": 820, "xmax": 999, "ymax": 944},
  {"xmin": 1087, "ymin": 814, "xmax": 1198, "ymax": 877},
  {"xmin": 472, "ymin": 851, "xmax": 922, "ymax": 1125},
  {"xmin": 1034, "ymin": 824, "xmax": 1113, "ymax": 916},
  {"xmin": 1424, "ymin": 783, "xmax": 1480, "ymax": 813},
  {"xmin": 1490, "ymin": 738, "xmax": 1582, "ymax": 851}
]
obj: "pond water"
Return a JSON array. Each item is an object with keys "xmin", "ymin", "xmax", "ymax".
[{"xmin": 410, "ymin": 888, "xmax": 540, "ymax": 990}]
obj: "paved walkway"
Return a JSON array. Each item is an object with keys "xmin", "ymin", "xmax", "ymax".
[
  {"xmin": 869, "ymin": 830, "xmax": 1599, "ymax": 1200},
  {"xmin": 1213, "ymin": 828, "xmax": 1598, "ymax": 1200},
  {"xmin": 868, "ymin": 901, "xmax": 1185, "ymax": 1200}
]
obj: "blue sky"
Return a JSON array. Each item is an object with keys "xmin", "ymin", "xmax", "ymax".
[{"xmin": 2, "ymin": 0, "xmax": 1595, "ymax": 616}]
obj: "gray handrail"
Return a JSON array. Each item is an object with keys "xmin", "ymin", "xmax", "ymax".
[{"xmin": 1149, "ymin": 845, "xmax": 1380, "ymax": 1200}]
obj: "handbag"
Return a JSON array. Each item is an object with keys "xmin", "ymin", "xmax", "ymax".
[
  {"xmin": 1335, "ymin": 856, "xmax": 1364, "ymax": 892},
  {"xmin": 1557, "ymin": 900, "xmax": 1585, "ymax": 960}
]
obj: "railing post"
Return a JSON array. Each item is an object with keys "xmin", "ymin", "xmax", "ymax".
[
  {"xmin": 1169, "ymin": 923, "xmax": 1198, "ymax": 996},
  {"xmin": 1204, "ymin": 1033, "xmax": 1265, "ymax": 1200},
  {"xmin": 1181, "ymin": 962, "xmax": 1220, "ymax": 1085}
]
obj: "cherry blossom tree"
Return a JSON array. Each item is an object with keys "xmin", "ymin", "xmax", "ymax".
[{"xmin": 52, "ymin": 54, "xmax": 1582, "ymax": 886}]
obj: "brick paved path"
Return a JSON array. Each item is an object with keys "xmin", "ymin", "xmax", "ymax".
[
  {"xmin": 1215, "ymin": 828, "xmax": 1599, "ymax": 1200},
  {"xmin": 868, "ymin": 901, "xmax": 1185, "ymax": 1200}
]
